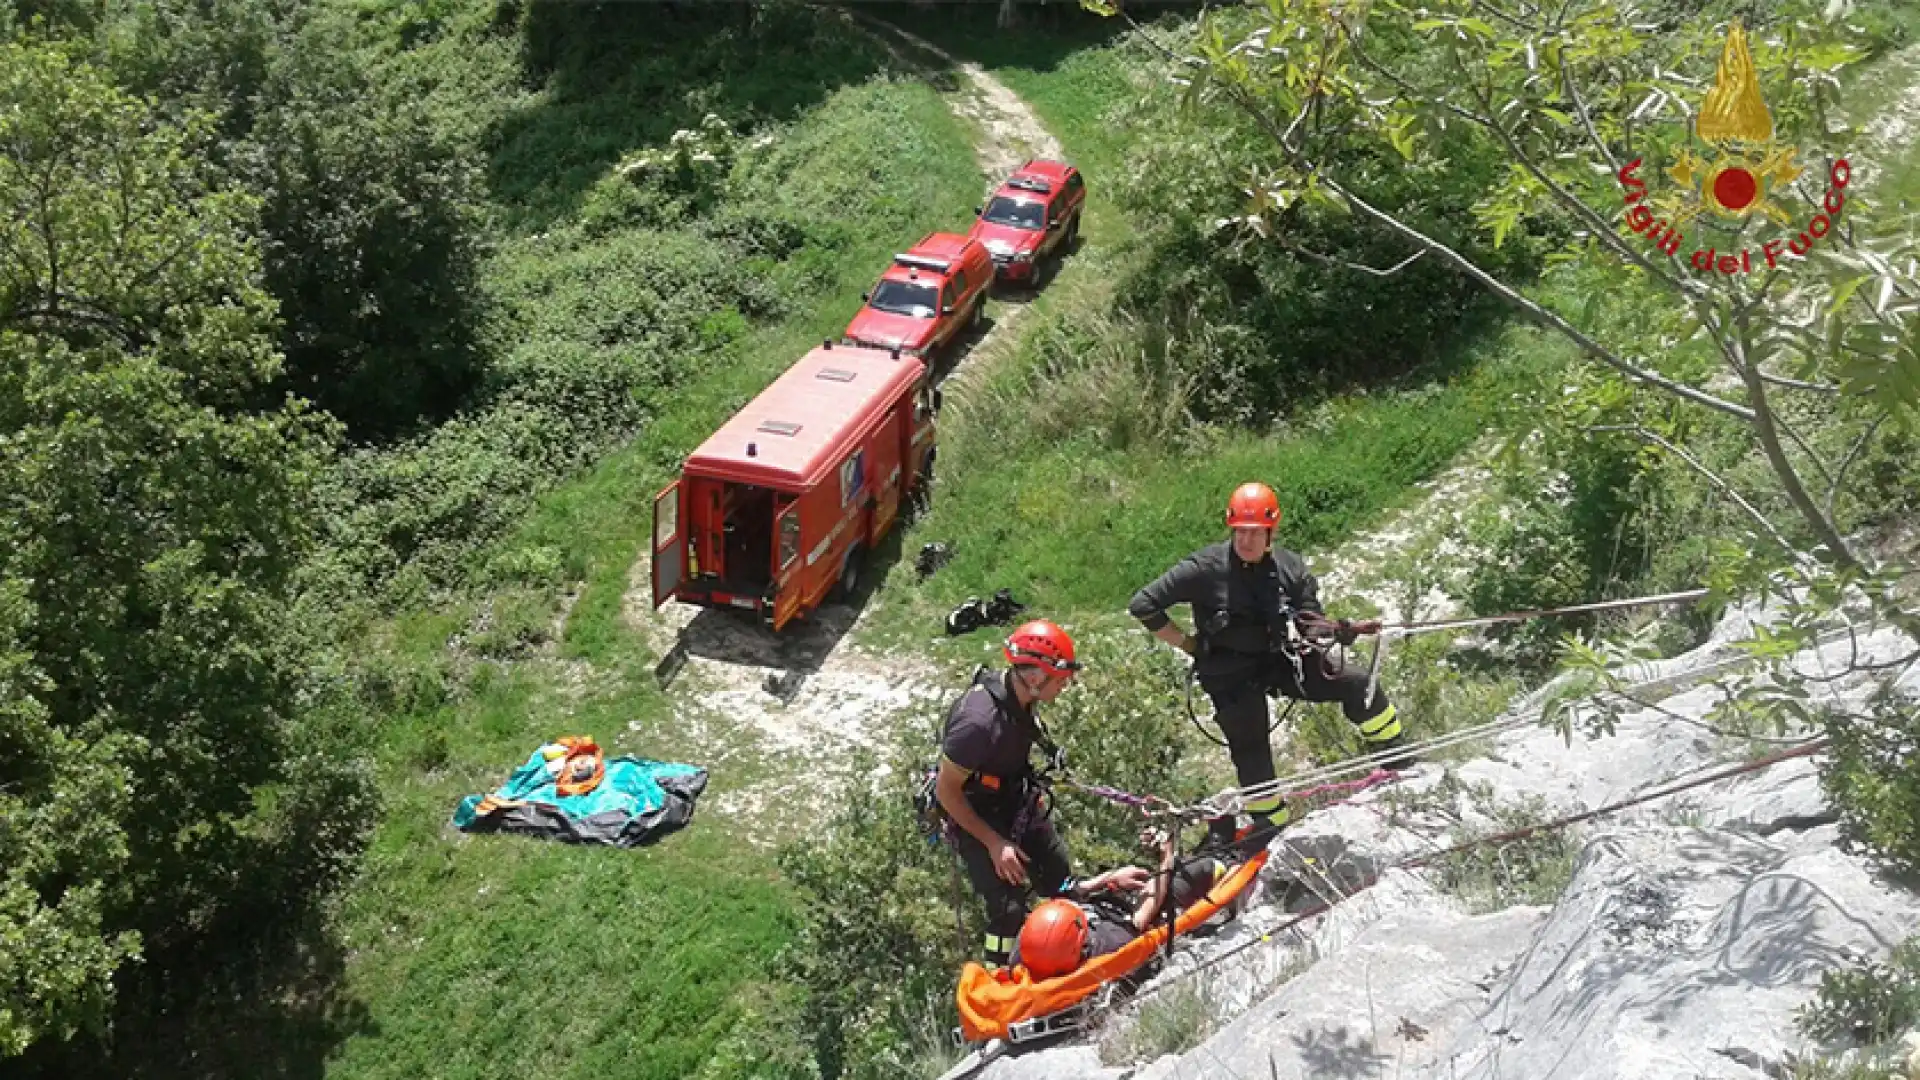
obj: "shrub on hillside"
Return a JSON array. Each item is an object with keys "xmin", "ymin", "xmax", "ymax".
[
  {"xmin": 1462, "ymin": 352, "xmax": 1734, "ymax": 667},
  {"xmin": 776, "ymin": 738, "xmax": 966, "ymax": 1080},
  {"xmin": 0, "ymin": 42, "xmax": 371, "ymax": 1060},
  {"xmin": 780, "ymin": 633, "xmax": 1204, "ymax": 1076},
  {"xmin": 1799, "ymin": 937, "xmax": 1920, "ymax": 1046},
  {"xmin": 1106, "ymin": 13, "xmax": 1553, "ymax": 426},
  {"xmin": 1821, "ymin": 692, "xmax": 1920, "ymax": 880}
]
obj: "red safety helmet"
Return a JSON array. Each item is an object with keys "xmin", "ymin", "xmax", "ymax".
[
  {"xmin": 1019, "ymin": 899, "xmax": 1090, "ymax": 979},
  {"xmin": 1004, "ymin": 619, "xmax": 1081, "ymax": 675},
  {"xmin": 1225, "ymin": 482, "xmax": 1281, "ymax": 530}
]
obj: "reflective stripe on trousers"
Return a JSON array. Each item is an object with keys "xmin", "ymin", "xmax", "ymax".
[{"xmin": 1359, "ymin": 703, "xmax": 1400, "ymax": 742}]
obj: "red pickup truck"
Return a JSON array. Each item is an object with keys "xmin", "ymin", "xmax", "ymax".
[
  {"xmin": 967, "ymin": 158, "xmax": 1086, "ymax": 286},
  {"xmin": 843, "ymin": 232, "xmax": 994, "ymax": 359}
]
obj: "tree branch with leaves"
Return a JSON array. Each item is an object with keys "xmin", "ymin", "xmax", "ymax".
[{"xmin": 1088, "ymin": 0, "xmax": 1917, "ymax": 579}]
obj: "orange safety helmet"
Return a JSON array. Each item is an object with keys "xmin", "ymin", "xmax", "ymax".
[
  {"xmin": 1019, "ymin": 898, "xmax": 1090, "ymax": 979},
  {"xmin": 1004, "ymin": 619, "xmax": 1081, "ymax": 674},
  {"xmin": 1225, "ymin": 482, "xmax": 1281, "ymax": 530}
]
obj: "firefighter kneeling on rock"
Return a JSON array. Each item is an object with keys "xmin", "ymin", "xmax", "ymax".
[
  {"xmin": 935, "ymin": 619, "xmax": 1144, "ymax": 968},
  {"xmin": 1128, "ymin": 482, "xmax": 1409, "ymax": 848}
]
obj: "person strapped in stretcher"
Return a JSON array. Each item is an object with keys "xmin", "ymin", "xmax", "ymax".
[{"xmin": 1011, "ymin": 827, "xmax": 1245, "ymax": 982}]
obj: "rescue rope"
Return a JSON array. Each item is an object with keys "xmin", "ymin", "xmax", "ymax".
[
  {"xmin": 1057, "ymin": 767, "xmax": 1401, "ymax": 820},
  {"xmin": 1363, "ymin": 587, "xmax": 1713, "ymax": 705},
  {"xmin": 1198, "ymin": 711, "xmax": 1540, "ymax": 817},
  {"xmin": 1196, "ymin": 586, "xmax": 1722, "ymax": 817},
  {"xmin": 1122, "ymin": 736, "xmax": 1832, "ymax": 1008},
  {"xmin": 1382, "ymin": 588, "xmax": 1714, "ymax": 636}
]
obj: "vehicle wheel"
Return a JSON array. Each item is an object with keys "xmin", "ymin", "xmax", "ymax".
[
  {"xmin": 832, "ymin": 545, "xmax": 865, "ymax": 603},
  {"xmin": 1066, "ymin": 213, "xmax": 1081, "ymax": 251},
  {"xmin": 969, "ymin": 295, "xmax": 985, "ymax": 331}
]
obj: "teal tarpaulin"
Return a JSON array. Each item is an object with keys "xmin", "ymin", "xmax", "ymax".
[{"xmin": 453, "ymin": 742, "xmax": 708, "ymax": 847}]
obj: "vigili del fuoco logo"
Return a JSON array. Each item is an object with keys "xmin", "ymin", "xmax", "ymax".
[{"xmin": 1615, "ymin": 22, "xmax": 1853, "ymax": 276}]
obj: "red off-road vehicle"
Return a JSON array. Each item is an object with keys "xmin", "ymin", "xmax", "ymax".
[
  {"xmin": 650, "ymin": 341, "xmax": 940, "ymax": 631},
  {"xmin": 843, "ymin": 233, "xmax": 994, "ymax": 359},
  {"xmin": 966, "ymin": 159, "xmax": 1086, "ymax": 286}
]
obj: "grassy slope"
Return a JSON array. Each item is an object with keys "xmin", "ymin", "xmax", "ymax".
[
  {"xmin": 323, "ymin": 7, "xmax": 1920, "ymax": 1077},
  {"xmin": 852, "ymin": 8, "xmax": 1565, "ymax": 660},
  {"xmin": 321, "ymin": 25, "xmax": 985, "ymax": 1080}
]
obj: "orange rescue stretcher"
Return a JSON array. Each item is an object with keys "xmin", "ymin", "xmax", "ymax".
[{"xmin": 954, "ymin": 846, "xmax": 1271, "ymax": 1044}]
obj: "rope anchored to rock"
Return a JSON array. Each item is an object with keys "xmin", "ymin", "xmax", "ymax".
[
  {"xmin": 1121, "ymin": 736, "xmax": 1832, "ymax": 1008},
  {"xmin": 1169, "ymin": 587, "xmax": 1720, "ymax": 819}
]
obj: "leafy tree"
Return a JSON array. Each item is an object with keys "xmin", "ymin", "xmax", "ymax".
[
  {"xmin": 1089, "ymin": 0, "xmax": 1917, "ymax": 573},
  {"xmin": 0, "ymin": 577, "xmax": 140, "ymax": 1057},
  {"xmin": 1081, "ymin": 0, "xmax": 1919, "ymax": 876},
  {"xmin": 0, "ymin": 39, "xmax": 359, "ymax": 1058},
  {"xmin": 33, "ymin": 0, "xmax": 490, "ymax": 441},
  {"xmin": 242, "ymin": 7, "xmax": 488, "ymax": 441}
]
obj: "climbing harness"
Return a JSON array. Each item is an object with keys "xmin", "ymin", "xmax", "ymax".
[
  {"xmin": 1181, "ymin": 607, "xmax": 1371, "ymax": 748},
  {"xmin": 1184, "ymin": 663, "xmax": 1297, "ymax": 748}
]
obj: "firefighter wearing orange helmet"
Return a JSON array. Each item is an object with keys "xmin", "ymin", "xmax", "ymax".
[
  {"xmin": 934, "ymin": 619, "xmax": 1148, "ymax": 968},
  {"xmin": 1129, "ymin": 482, "xmax": 1407, "ymax": 848},
  {"xmin": 1009, "ymin": 826, "xmax": 1235, "ymax": 980}
]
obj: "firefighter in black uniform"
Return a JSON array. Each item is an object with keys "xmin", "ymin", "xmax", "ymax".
[
  {"xmin": 1128, "ymin": 482, "xmax": 1407, "ymax": 845},
  {"xmin": 934, "ymin": 619, "xmax": 1149, "ymax": 968}
]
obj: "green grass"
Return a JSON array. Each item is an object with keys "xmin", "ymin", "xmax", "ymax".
[
  {"xmin": 318, "ymin": 34, "xmax": 988, "ymax": 1080},
  {"xmin": 1836, "ymin": 7, "xmax": 1920, "ymax": 217},
  {"xmin": 859, "ymin": 279, "xmax": 1568, "ymax": 660}
]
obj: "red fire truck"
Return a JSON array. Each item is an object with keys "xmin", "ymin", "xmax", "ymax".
[{"xmin": 650, "ymin": 341, "xmax": 941, "ymax": 630}]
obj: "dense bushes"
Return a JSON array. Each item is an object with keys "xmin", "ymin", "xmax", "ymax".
[
  {"xmin": 0, "ymin": 40, "xmax": 372, "ymax": 1058},
  {"xmin": 246, "ymin": 15, "xmax": 489, "ymax": 440},
  {"xmin": 777, "ymin": 634, "xmax": 1203, "ymax": 1076},
  {"xmin": 60, "ymin": 0, "xmax": 492, "ymax": 441},
  {"xmin": 1102, "ymin": 11, "xmax": 1552, "ymax": 427}
]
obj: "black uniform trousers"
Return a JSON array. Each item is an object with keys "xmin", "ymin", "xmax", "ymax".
[
  {"xmin": 1199, "ymin": 647, "xmax": 1398, "ymax": 820},
  {"xmin": 952, "ymin": 812, "xmax": 1072, "ymax": 966}
]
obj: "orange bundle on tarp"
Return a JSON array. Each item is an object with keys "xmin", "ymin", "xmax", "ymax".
[
  {"xmin": 955, "ymin": 848, "xmax": 1269, "ymax": 1042},
  {"xmin": 552, "ymin": 736, "xmax": 607, "ymax": 796}
]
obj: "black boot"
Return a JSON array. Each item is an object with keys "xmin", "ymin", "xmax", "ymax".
[
  {"xmin": 945, "ymin": 597, "xmax": 988, "ymax": 636},
  {"xmin": 1374, "ymin": 733, "xmax": 1418, "ymax": 771},
  {"xmin": 1237, "ymin": 810, "xmax": 1287, "ymax": 855},
  {"xmin": 1203, "ymin": 813, "xmax": 1239, "ymax": 852}
]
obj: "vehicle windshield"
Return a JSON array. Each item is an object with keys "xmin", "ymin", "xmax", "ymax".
[
  {"xmin": 867, "ymin": 279, "xmax": 940, "ymax": 318},
  {"xmin": 981, "ymin": 196, "xmax": 1045, "ymax": 230}
]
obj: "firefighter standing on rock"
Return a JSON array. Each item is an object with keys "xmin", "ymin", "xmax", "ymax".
[
  {"xmin": 934, "ymin": 619, "xmax": 1149, "ymax": 968},
  {"xmin": 1128, "ymin": 482, "xmax": 1410, "ymax": 848}
]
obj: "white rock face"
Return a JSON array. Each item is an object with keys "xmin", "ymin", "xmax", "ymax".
[
  {"xmin": 1441, "ymin": 824, "xmax": 1916, "ymax": 1080},
  {"xmin": 965, "ymin": 607, "xmax": 1920, "ymax": 1080},
  {"xmin": 1133, "ymin": 903, "xmax": 1551, "ymax": 1080}
]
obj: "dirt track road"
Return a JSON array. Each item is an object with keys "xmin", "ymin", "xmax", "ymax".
[{"xmin": 621, "ymin": 21, "xmax": 1069, "ymax": 843}]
